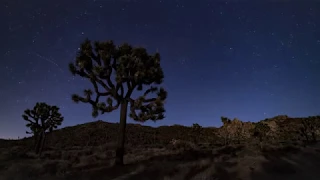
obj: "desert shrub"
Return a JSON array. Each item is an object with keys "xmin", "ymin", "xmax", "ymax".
[{"xmin": 168, "ymin": 139, "xmax": 197, "ymax": 151}]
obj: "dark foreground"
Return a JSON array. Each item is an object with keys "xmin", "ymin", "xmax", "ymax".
[{"xmin": 1, "ymin": 141, "xmax": 320, "ymax": 180}]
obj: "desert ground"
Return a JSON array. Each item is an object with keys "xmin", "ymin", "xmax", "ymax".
[{"xmin": 1, "ymin": 115, "xmax": 320, "ymax": 180}]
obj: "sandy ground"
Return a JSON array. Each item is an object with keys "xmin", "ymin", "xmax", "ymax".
[{"xmin": 1, "ymin": 143, "xmax": 320, "ymax": 180}]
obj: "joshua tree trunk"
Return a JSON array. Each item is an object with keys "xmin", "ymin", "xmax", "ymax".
[
  {"xmin": 35, "ymin": 131, "xmax": 45, "ymax": 155},
  {"xmin": 38, "ymin": 131, "xmax": 46, "ymax": 156},
  {"xmin": 115, "ymin": 100, "xmax": 128, "ymax": 166},
  {"xmin": 35, "ymin": 133, "xmax": 42, "ymax": 154},
  {"xmin": 34, "ymin": 133, "xmax": 40, "ymax": 152}
]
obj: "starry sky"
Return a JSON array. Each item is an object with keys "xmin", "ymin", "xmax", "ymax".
[{"xmin": 1, "ymin": 0, "xmax": 320, "ymax": 139}]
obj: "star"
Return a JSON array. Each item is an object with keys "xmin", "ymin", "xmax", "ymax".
[{"xmin": 1, "ymin": 0, "xmax": 320, "ymax": 139}]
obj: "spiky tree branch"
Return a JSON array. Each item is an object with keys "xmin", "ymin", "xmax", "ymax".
[{"xmin": 69, "ymin": 39, "xmax": 167, "ymax": 121}]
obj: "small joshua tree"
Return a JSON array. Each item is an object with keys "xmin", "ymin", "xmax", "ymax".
[
  {"xmin": 22, "ymin": 102, "xmax": 63, "ymax": 155},
  {"xmin": 191, "ymin": 123, "xmax": 202, "ymax": 144},
  {"xmin": 69, "ymin": 39, "xmax": 167, "ymax": 166},
  {"xmin": 252, "ymin": 122, "xmax": 270, "ymax": 149}
]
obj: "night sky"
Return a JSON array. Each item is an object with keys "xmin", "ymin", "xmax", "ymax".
[{"xmin": 1, "ymin": 0, "xmax": 320, "ymax": 139}]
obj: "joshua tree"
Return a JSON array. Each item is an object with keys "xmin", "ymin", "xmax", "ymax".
[
  {"xmin": 22, "ymin": 102, "xmax": 63, "ymax": 155},
  {"xmin": 69, "ymin": 39, "xmax": 167, "ymax": 166},
  {"xmin": 191, "ymin": 123, "xmax": 202, "ymax": 144},
  {"xmin": 252, "ymin": 122, "xmax": 270, "ymax": 149}
]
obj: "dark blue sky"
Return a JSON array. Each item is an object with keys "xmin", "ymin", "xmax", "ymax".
[{"xmin": 1, "ymin": 0, "xmax": 320, "ymax": 138}]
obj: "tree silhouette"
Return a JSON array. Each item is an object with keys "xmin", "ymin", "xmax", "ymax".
[
  {"xmin": 22, "ymin": 102, "xmax": 63, "ymax": 155},
  {"xmin": 69, "ymin": 39, "xmax": 167, "ymax": 165}
]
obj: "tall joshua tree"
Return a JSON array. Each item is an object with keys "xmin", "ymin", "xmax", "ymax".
[
  {"xmin": 69, "ymin": 39, "xmax": 167, "ymax": 165},
  {"xmin": 22, "ymin": 102, "xmax": 63, "ymax": 155}
]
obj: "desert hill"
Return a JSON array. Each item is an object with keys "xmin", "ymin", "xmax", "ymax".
[
  {"xmin": 1, "ymin": 115, "xmax": 320, "ymax": 180},
  {"xmin": 1, "ymin": 115, "xmax": 318, "ymax": 149},
  {"xmin": 0, "ymin": 120, "xmax": 218, "ymax": 149}
]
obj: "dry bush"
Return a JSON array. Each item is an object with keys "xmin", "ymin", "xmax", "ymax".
[{"xmin": 167, "ymin": 139, "xmax": 198, "ymax": 151}]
